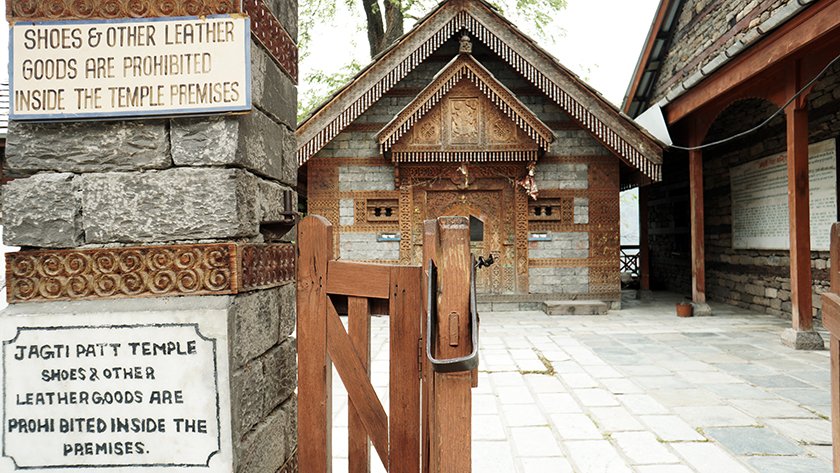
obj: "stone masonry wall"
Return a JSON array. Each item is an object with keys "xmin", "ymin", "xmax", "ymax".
[
  {"xmin": 0, "ymin": 2, "xmax": 299, "ymax": 470},
  {"xmin": 646, "ymin": 62, "xmax": 840, "ymax": 323}
]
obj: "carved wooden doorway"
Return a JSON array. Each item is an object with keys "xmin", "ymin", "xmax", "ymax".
[{"xmin": 411, "ymin": 176, "xmax": 519, "ymax": 295}]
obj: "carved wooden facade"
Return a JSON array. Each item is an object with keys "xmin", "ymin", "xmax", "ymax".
[{"xmin": 300, "ymin": 0, "xmax": 662, "ymax": 302}]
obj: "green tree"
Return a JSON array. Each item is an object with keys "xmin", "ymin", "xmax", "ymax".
[{"xmin": 298, "ymin": 0, "xmax": 567, "ymax": 122}]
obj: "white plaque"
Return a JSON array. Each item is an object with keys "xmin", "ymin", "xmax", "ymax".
[
  {"xmin": 730, "ymin": 138, "xmax": 838, "ymax": 251},
  {"xmin": 1, "ymin": 305, "xmax": 233, "ymax": 472},
  {"xmin": 10, "ymin": 15, "xmax": 251, "ymax": 120}
]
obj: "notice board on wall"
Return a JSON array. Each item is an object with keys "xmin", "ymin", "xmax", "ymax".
[
  {"xmin": 730, "ymin": 138, "xmax": 837, "ymax": 251},
  {"xmin": 10, "ymin": 15, "xmax": 251, "ymax": 121}
]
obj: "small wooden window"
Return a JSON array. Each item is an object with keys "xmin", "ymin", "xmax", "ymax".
[
  {"xmin": 366, "ymin": 198, "xmax": 399, "ymax": 222},
  {"xmin": 528, "ymin": 198, "xmax": 565, "ymax": 222}
]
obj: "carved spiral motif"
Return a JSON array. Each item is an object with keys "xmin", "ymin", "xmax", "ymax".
[
  {"xmin": 12, "ymin": 0, "xmax": 39, "ymax": 17},
  {"xmin": 204, "ymin": 268, "xmax": 230, "ymax": 291},
  {"xmin": 216, "ymin": 0, "xmax": 235, "ymax": 13},
  {"xmin": 154, "ymin": 0, "xmax": 179, "ymax": 15},
  {"xmin": 147, "ymin": 249, "xmax": 174, "ymax": 271},
  {"xmin": 119, "ymin": 250, "xmax": 144, "ymax": 273},
  {"xmin": 125, "ymin": 0, "xmax": 152, "ymax": 17},
  {"xmin": 206, "ymin": 248, "xmax": 229, "ymax": 268},
  {"xmin": 182, "ymin": 0, "xmax": 203, "ymax": 15},
  {"xmin": 12, "ymin": 278, "xmax": 36, "ymax": 301},
  {"xmin": 39, "ymin": 277, "xmax": 64, "ymax": 299},
  {"xmin": 94, "ymin": 274, "xmax": 120, "ymax": 297},
  {"xmin": 121, "ymin": 272, "xmax": 145, "ymax": 295},
  {"xmin": 100, "ymin": 0, "xmax": 123, "ymax": 17},
  {"xmin": 176, "ymin": 269, "xmax": 201, "ymax": 293},
  {"xmin": 94, "ymin": 252, "xmax": 118, "ymax": 274},
  {"xmin": 67, "ymin": 275, "xmax": 91, "ymax": 298},
  {"xmin": 40, "ymin": 255, "xmax": 64, "ymax": 277},
  {"xmin": 64, "ymin": 253, "xmax": 89, "ymax": 276},
  {"xmin": 150, "ymin": 271, "xmax": 177, "ymax": 294},
  {"xmin": 69, "ymin": 0, "xmax": 95, "ymax": 17},
  {"xmin": 175, "ymin": 248, "xmax": 200, "ymax": 270},
  {"xmin": 43, "ymin": 0, "xmax": 67, "ymax": 18},
  {"xmin": 11, "ymin": 256, "xmax": 37, "ymax": 278}
]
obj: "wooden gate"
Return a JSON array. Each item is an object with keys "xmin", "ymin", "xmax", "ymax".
[{"xmin": 297, "ymin": 215, "xmax": 479, "ymax": 473}]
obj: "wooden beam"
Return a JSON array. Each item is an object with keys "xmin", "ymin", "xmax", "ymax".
[
  {"xmin": 688, "ymin": 133, "xmax": 706, "ymax": 304},
  {"xmin": 327, "ymin": 260, "xmax": 391, "ymax": 299},
  {"xmin": 665, "ymin": 0, "xmax": 840, "ymax": 124},
  {"xmin": 639, "ymin": 185, "xmax": 651, "ymax": 291},
  {"xmin": 622, "ymin": 0, "xmax": 671, "ymax": 114},
  {"xmin": 297, "ymin": 216, "xmax": 334, "ymax": 473},
  {"xmin": 786, "ymin": 70, "xmax": 813, "ymax": 332}
]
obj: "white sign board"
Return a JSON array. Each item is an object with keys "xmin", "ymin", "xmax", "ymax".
[
  {"xmin": 730, "ymin": 139, "xmax": 838, "ymax": 251},
  {"xmin": 10, "ymin": 15, "xmax": 251, "ymax": 120},
  {"xmin": 1, "ymin": 308, "xmax": 233, "ymax": 472}
]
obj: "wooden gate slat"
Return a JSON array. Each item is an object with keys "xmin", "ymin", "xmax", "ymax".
[
  {"xmin": 326, "ymin": 300, "xmax": 390, "ymax": 469},
  {"xmin": 389, "ymin": 266, "xmax": 423, "ymax": 473},
  {"xmin": 348, "ymin": 297, "xmax": 372, "ymax": 473},
  {"xmin": 328, "ymin": 260, "xmax": 391, "ymax": 298},
  {"xmin": 297, "ymin": 216, "xmax": 333, "ymax": 473}
]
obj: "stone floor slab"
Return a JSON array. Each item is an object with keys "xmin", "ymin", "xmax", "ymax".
[{"xmin": 706, "ymin": 426, "xmax": 804, "ymax": 455}]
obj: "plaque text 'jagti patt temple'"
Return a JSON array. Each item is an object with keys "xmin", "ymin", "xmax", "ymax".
[{"xmin": 3, "ymin": 324, "xmax": 220, "ymax": 468}]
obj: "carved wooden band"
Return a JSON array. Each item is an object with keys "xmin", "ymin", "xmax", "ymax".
[
  {"xmin": 7, "ymin": 0, "xmax": 298, "ymax": 84},
  {"xmin": 5, "ymin": 242, "xmax": 295, "ymax": 304}
]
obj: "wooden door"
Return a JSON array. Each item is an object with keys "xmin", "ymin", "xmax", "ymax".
[{"xmin": 418, "ymin": 182, "xmax": 516, "ymax": 295}]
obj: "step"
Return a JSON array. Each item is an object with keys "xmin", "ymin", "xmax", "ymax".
[{"xmin": 542, "ymin": 300, "xmax": 609, "ymax": 316}]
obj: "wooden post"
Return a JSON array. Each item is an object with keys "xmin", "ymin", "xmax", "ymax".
[
  {"xmin": 423, "ymin": 217, "xmax": 473, "ymax": 473},
  {"xmin": 297, "ymin": 216, "xmax": 334, "ymax": 473},
  {"xmin": 348, "ymin": 297, "xmax": 371, "ymax": 473},
  {"xmin": 639, "ymin": 185, "xmax": 650, "ymax": 291},
  {"xmin": 819, "ymin": 224, "xmax": 840, "ymax": 469},
  {"xmin": 389, "ymin": 266, "xmax": 422, "ymax": 473},
  {"xmin": 688, "ymin": 132, "xmax": 706, "ymax": 306},
  {"xmin": 786, "ymin": 101, "xmax": 813, "ymax": 332}
]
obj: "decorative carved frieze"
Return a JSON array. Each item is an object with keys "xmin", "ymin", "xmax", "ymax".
[
  {"xmin": 6, "ymin": 242, "xmax": 295, "ymax": 304},
  {"xmin": 243, "ymin": 0, "xmax": 298, "ymax": 83},
  {"xmin": 7, "ymin": 0, "xmax": 239, "ymax": 20}
]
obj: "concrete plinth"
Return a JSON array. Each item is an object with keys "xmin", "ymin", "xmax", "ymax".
[{"xmin": 780, "ymin": 328, "xmax": 825, "ymax": 350}]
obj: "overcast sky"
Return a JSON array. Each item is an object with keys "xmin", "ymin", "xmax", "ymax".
[{"xmin": 302, "ymin": 0, "xmax": 661, "ymax": 107}]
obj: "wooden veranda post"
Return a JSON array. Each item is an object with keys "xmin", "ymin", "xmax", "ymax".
[
  {"xmin": 688, "ymin": 137, "xmax": 706, "ymax": 306},
  {"xmin": 639, "ymin": 185, "xmax": 650, "ymax": 291},
  {"xmin": 423, "ymin": 216, "xmax": 476, "ymax": 473}
]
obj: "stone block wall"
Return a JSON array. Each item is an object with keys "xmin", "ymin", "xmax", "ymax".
[
  {"xmin": 529, "ymin": 267, "xmax": 590, "ymax": 294},
  {"xmin": 340, "ymin": 232, "xmax": 401, "ymax": 261},
  {"xmin": 528, "ymin": 232, "xmax": 589, "ymax": 259},
  {"xmin": 646, "ymin": 62, "xmax": 840, "ymax": 322},
  {"xmin": 0, "ymin": 2, "xmax": 299, "ymax": 470}
]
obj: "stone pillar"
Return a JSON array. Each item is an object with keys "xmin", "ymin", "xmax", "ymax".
[{"xmin": 0, "ymin": 1, "xmax": 299, "ymax": 471}]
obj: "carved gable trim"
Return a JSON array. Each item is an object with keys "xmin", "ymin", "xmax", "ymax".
[
  {"xmin": 297, "ymin": 0, "xmax": 664, "ymax": 183},
  {"xmin": 378, "ymin": 54, "xmax": 553, "ymax": 159}
]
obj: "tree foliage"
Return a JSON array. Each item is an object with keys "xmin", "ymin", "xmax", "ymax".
[{"xmin": 298, "ymin": 0, "xmax": 567, "ymax": 122}]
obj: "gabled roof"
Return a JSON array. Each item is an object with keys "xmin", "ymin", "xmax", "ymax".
[
  {"xmin": 298, "ymin": 0, "xmax": 663, "ymax": 182},
  {"xmin": 378, "ymin": 53, "xmax": 554, "ymax": 153}
]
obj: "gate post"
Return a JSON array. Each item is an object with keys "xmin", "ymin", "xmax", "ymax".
[
  {"xmin": 0, "ymin": 2, "xmax": 299, "ymax": 472},
  {"xmin": 423, "ymin": 216, "xmax": 477, "ymax": 473}
]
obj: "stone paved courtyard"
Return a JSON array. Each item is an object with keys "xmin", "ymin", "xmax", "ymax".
[{"xmin": 329, "ymin": 293, "xmax": 833, "ymax": 472}]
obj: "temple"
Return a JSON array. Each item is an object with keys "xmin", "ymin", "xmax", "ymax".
[{"xmin": 297, "ymin": 0, "xmax": 663, "ymax": 308}]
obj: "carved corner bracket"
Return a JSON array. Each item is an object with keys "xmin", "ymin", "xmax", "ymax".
[{"xmin": 6, "ymin": 242, "xmax": 296, "ymax": 304}]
